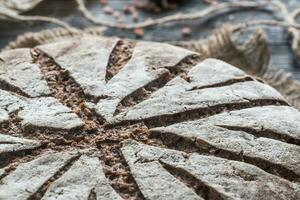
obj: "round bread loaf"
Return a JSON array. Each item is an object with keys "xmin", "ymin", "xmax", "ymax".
[{"xmin": 0, "ymin": 37, "xmax": 299, "ymax": 200}]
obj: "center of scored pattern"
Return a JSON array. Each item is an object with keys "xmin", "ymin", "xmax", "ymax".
[{"xmin": 30, "ymin": 41, "xmax": 154, "ymax": 199}]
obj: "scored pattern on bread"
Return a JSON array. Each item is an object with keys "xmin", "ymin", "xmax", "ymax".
[
  {"xmin": 0, "ymin": 37, "xmax": 299, "ymax": 200},
  {"xmin": 121, "ymin": 140, "xmax": 300, "ymax": 200},
  {"xmin": 0, "ymin": 48, "xmax": 51, "ymax": 97}
]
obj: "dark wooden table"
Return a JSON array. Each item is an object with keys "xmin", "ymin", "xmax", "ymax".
[{"xmin": 1, "ymin": 0, "xmax": 300, "ymax": 80}]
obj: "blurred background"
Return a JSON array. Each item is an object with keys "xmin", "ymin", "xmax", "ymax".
[{"xmin": 1, "ymin": 0, "xmax": 300, "ymax": 81}]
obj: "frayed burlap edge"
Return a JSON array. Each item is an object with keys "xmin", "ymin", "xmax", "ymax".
[
  {"xmin": 173, "ymin": 26, "xmax": 300, "ymax": 110},
  {"xmin": 2, "ymin": 27, "xmax": 107, "ymax": 51},
  {"xmin": 2, "ymin": 25, "xmax": 300, "ymax": 110}
]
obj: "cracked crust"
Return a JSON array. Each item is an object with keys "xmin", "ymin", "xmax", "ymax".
[{"xmin": 0, "ymin": 36, "xmax": 299, "ymax": 200}]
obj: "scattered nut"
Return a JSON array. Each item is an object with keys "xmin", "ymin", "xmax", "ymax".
[
  {"xmin": 133, "ymin": 27, "xmax": 144, "ymax": 38},
  {"xmin": 113, "ymin": 11, "xmax": 123, "ymax": 22},
  {"xmin": 123, "ymin": 4, "xmax": 131, "ymax": 14},
  {"xmin": 181, "ymin": 27, "xmax": 192, "ymax": 37},
  {"xmin": 103, "ymin": 6, "xmax": 113, "ymax": 15}
]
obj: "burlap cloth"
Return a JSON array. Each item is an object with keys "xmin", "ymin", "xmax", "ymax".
[{"xmin": 2, "ymin": 26, "xmax": 300, "ymax": 110}]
